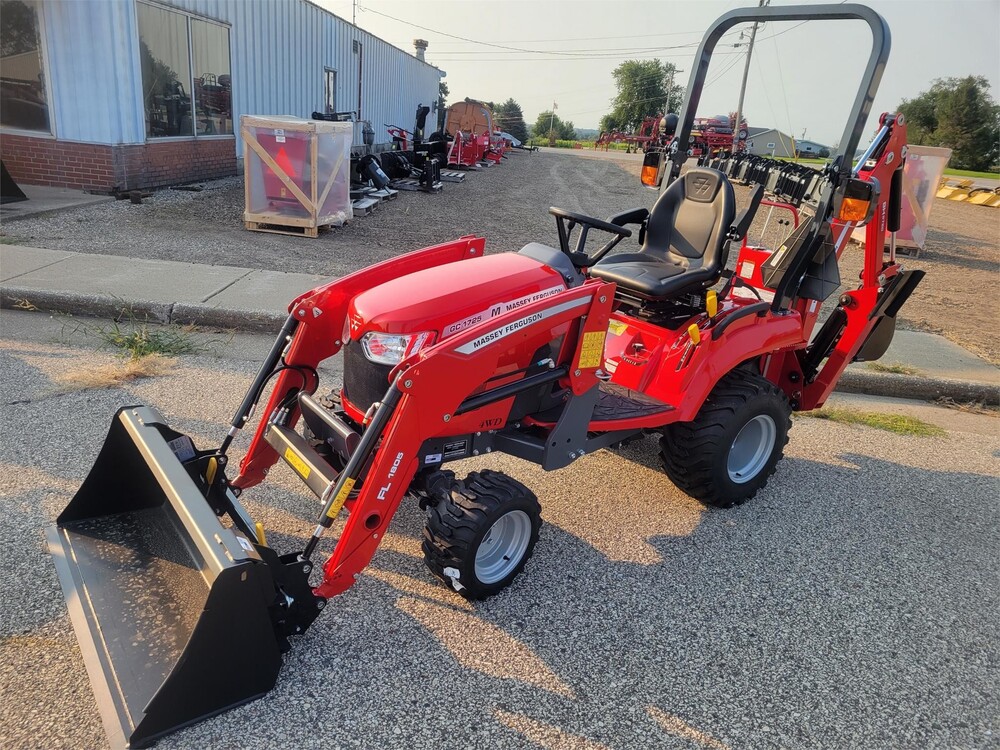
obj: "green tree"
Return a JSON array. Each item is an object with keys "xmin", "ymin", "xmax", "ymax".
[
  {"xmin": 437, "ymin": 80, "xmax": 449, "ymax": 130},
  {"xmin": 494, "ymin": 98, "xmax": 529, "ymax": 142},
  {"xmin": 604, "ymin": 59, "xmax": 682, "ymax": 134},
  {"xmin": 898, "ymin": 76, "xmax": 999, "ymax": 171},
  {"xmin": 533, "ymin": 111, "xmax": 575, "ymax": 141},
  {"xmin": 599, "ymin": 113, "xmax": 622, "ymax": 135}
]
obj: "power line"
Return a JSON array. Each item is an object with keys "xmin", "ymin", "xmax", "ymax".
[
  {"xmin": 431, "ymin": 29, "xmax": 726, "ymax": 44},
  {"xmin": 358, "ymin": 4, "xmax": 707, "ymax": 57},
  {"xmin": 430, "ymin": 51, "xmax": 742, "ymax": 63}
]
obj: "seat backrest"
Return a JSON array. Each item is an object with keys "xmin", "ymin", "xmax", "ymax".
[{"xmin": 642, "ymin": 167, "xmax": 736, "ymax": 270}]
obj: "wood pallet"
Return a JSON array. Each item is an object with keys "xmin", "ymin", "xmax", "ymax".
[
  {"xmin": 244, "ymin": 220, "xmax": 339, "ymax": 238},
  {"xmin": 389, "ymin": 178, "xmax": 443, "ymax": 193},
  {"xmin": 352, "ymin": 197, "xmax": 379, "ymax": 217}
]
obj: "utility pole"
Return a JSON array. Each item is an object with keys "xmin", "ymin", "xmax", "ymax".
[
  {"xmin": 732, "ymin": 0, "xmax": 768, "ymax": 152},
  {"xmin": 549, "ymin": 102, "xmax": 557, "ymax": 145},
  {"xmin": 664, "ymin": 66, "xmax": 683, "ymax": 115}
]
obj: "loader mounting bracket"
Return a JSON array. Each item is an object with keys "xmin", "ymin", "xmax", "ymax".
[{"xmin": 256, "ymin": 545, "xmax": 327, "ymax": 650}]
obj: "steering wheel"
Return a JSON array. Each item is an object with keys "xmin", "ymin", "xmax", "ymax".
[{"xmin": 549, "ymin": 207, "xmax": 632, "ymax": 268}]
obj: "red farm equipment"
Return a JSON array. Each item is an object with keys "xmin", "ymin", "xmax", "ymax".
[
  {"xmin": 597, "ymin": 112, "xmax": 748, "ymax": 157},
  {"xmin": 443, "ymin": 99, "xmax": 504, "ymax": 168},
  {"xmin": 47, "ymin": 5, "xmax": 919, "ymax": 748},
  {"xmin": 595, "ymin": 113, "xmax": 663, "ymax": 153}
]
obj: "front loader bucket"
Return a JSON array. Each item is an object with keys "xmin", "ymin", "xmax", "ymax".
[{"xmin": 47, "ymin": 406, "xmax": 283, "ymax": 749}]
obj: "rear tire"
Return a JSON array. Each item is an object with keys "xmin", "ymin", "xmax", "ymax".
[
  {"xmin": 422, "ymin": 470, "xmax": 541, "ymax": 600},
  {"xmin": 660, "ymin": 369, "xmax": 791, "ymax": 508}
]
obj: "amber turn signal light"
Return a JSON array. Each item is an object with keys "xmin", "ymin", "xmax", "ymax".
[{"xmin": 836, "ymin": 197, "xmax": 871, "ymax": 222}]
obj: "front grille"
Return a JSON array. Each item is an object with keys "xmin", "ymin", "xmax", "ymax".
[{"xmin": 342, "ymin": 340, "xmax": 393, "ymax": 413}]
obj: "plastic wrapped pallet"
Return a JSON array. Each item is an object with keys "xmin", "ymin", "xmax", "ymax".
[
  {"xmin": 851, "ymin": 144, "xmax": 951, "ymax": 252},
  {"xmin": 242, "ymin": 115, "xmax": 352, "ymax": 238}
]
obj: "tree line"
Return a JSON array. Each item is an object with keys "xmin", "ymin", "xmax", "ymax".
[{"xmin": 436, "ymin": 68, "xmax": 997, "ymax": 167}]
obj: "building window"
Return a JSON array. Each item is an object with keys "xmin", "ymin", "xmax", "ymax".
[
  {"xmin": 0, "ymin": 0, "xmax": 50, "ymax": 132},
  {"xmin": 137, "ymin": 2, "xmax": 232, "ymax": 139}
]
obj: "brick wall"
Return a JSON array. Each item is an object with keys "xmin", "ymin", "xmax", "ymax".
[{"xmin": 0, "ymin": 133, "xmax": 237, "ymax": 192}]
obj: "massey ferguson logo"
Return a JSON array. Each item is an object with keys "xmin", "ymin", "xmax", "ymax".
[
  {"xmin": 377, "ymin": 451, "xmax": 405, "ymax": 500},
  {"xmin": 691, "ymin": 175, "xmax": 712, "ymax": 197},
  {"xmin": 442, "ymin": 286, "xmax": 563, "ymax": 338}
]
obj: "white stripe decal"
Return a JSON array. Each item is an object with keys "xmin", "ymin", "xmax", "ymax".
[{"xmin": 455, "ymin": 296, "xmax": 590, "ymax": 355}]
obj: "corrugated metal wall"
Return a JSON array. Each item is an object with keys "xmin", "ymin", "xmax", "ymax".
[{"xmin": 38, "ymin": 0, "xmax": 442, "ymax": 151}]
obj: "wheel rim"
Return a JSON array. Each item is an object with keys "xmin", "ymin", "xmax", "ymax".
[
  {"xmin": 727, "ymin": 414, "xmax": 777, "ymax": 484},
  {"xmin": 475, "ymin": 510, "xmax": 532, "ymax": 584}
]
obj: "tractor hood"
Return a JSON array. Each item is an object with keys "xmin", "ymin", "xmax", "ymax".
[{"xmin": 347, "ymin": 251, "xmax": 569, "ymax": 341}]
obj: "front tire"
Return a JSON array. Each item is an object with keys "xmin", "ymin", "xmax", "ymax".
[
  {"xmin": 422, "ymin": 470, "xmax": 541, "ymax": 600},
  {"xmin": 660, "ymin": 369, "xmax": 791, "ymax": 508}
]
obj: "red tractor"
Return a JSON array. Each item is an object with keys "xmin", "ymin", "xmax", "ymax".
[{"xmin": 48, "ymin": 5, "xmax": 918, "ymax": 747}]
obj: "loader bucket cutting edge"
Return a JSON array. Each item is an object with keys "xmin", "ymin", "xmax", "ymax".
[{"xmin": 47, "ymin": 405, "xmax": 283, "ymax": 749}]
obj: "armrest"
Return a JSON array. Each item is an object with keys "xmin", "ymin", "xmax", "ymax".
[{"xmin": 607, "ymin": 207, "xmax": 650, "ymax": 227}]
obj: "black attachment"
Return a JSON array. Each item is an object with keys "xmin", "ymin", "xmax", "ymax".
[
  {"xmin": 311, "ymin": 110, "xmax": 355, "ymax": 122},
  {"xmin": 1, "ymin": 160, "xmax": 28, "ymax": 204},
  {"xmin": 48, "ymin": 406, "xmax": 285, "ymax": 749},
  {"xmin": 358, "ymin": 154, "xmax": 390, "ymax": 189}
]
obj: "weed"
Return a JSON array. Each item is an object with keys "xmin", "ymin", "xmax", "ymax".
[
  {"xmin": 866, "ymin": 361, "xmax": 923, "ymax": 376},
  {"xmin": 64, "ymin": 303, "xmax": 216, "ymax": 360},
  {"xmin": 95, "ymin": 318, "xmax": 200, "ymax": 359},
  {"xmin": 802, "ymin": 407, "xmax": 945, "ymax": 437},
  {"xmin": 53, "ymin": 353, "xmax": 176, "ymax": 392},
  {"xmin": 0, "ymin": 235, "xmax": 22, "ymax": 245}
]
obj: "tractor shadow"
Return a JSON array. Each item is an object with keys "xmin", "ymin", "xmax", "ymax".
[{"xmin": 274, "ymin": 450, "xmax": 999, "ymax": 750}]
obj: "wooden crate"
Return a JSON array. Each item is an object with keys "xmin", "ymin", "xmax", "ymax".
[{"xmin": 242, "ymin": 115, "xmax": 352, "ymax": 237}]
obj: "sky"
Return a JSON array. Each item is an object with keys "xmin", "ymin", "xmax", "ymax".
[{"xmin": 316, "ymin": 0, "xmax": 1000, "ymax": 146}]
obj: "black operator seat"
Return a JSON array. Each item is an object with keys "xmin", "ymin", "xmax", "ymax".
[{"xmin": 590, "ymin": 167, "xmax": 736, "ymax": 299}]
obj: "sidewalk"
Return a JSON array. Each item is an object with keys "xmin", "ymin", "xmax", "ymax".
[{"xmin": 1, "ymin": 243, "xmax": 997, "ymax": 404}]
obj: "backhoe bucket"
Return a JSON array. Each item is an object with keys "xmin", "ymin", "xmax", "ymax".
[{"xmin": 47, "ymin": 406, "xmax": 283, "ymax": 749}]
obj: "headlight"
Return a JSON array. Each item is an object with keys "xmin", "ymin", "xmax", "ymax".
[{"xmin": 360, "ymin": 331, "xmax": 433, "ymax": 365}]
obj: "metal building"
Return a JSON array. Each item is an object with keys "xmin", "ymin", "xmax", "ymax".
[{"xmin": 0, "ymin": 0, "xmax": 442, "ymax": 192}]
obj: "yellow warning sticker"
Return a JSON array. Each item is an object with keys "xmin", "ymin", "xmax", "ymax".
[
  {"xmin": 607, "ymin": 320, "xmax": 628, "ymax": 336},
  {"xmin": 326, "ymin": 477, "xmax": 356, "ymax": 519},
  {"xmin": 578, "ymin": 330, "xmax": 606, "ymax": 369},
  {"xmin": 284, "ymin": 447, "xmax": 311, "ymax": 480}
]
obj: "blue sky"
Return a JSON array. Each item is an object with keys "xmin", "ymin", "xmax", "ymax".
[{"xmin": 318, "ymin": 0, "xmax": 1000, "ymax": 145}]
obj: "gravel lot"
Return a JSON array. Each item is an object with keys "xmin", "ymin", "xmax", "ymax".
[
  {"xmin": 1, "ymin": 312, "xmax": 998, "ymax": 750},
  {"xmin": 3, "ymin": 149, "xmax": 998, "ymax": 364}
]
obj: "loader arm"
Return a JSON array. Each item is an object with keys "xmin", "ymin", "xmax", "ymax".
[{"xmin": 233, "ymin": 235, "xmax": 486, "ymax": 490}]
